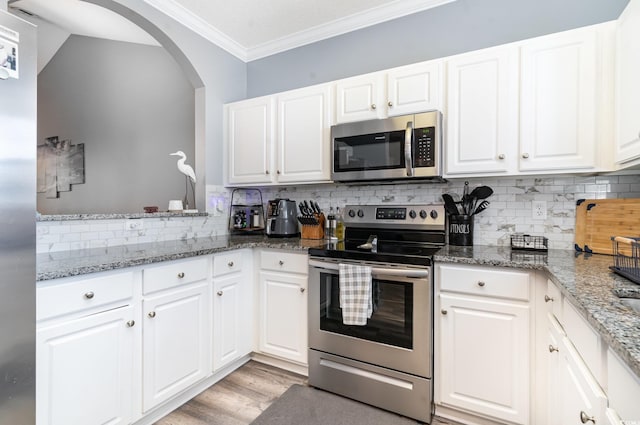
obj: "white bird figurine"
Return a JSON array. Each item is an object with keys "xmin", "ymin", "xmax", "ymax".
[{"xmin": 170, "ymin": 151, "xmax": 196, "ymax": 210}]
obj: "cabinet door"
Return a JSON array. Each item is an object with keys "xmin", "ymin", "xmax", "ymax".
[
  {"xmin": 557, "ymin": 335, "xmax": 607, "ymax": 425},
  {"xmin": 615, "ymin": 0, "xmax": 640, "ymax": 164},
  {"xmin": 386, "ymin": 60, "xmax": 442, "ymax": 116},
  {"xmin": 438, "ymin": 293, "xmax": 529, "ymax": 424},
  {"xmin": 276, "ymin": 85, "xmax": 332, "ymax": 183},
  {"xmin": 213, "ymin": 272, "xmax": 252, "ymax": 371},
  {"xmin": 36, "ymin": 306, "xmax": 135, "ymax": 425},
  {"xmin": 335, "ymin": 73, "xmax": 384, "ymax": 123},
  {"xmin": 520, "ymin": 28, "xmax": 598, "ymax": 172},
  {"xmin": 226, "ymin": 96, "xmax": 274, "ymax": 185},
  {"xmin": 259, "ymin": 271, "xmax": 307, "ymax": 364},
  {"xmin": 444, "ymin": 46, "xmax": 518, "ymax": 176},
  {"xmin": 546, "ymin": 314, "xmax": 565, "ymax": 425},
  {"xmin": 142, "ymin": 283, "xmax": 210, "ymax": 412}
]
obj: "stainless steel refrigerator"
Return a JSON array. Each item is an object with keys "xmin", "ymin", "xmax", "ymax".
[{"xmin": 0, "ymin": 8, "xmax": 36, "ymax": 425}]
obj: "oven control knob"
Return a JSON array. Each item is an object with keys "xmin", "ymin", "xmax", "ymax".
[
  {"xmin": 348, "ymin": 209, "xmax": 356, "ymax": 218},
  {"xmin": 420, "ymin": 210, "xmax": 428, "ymax": 219},
  {"xmin": 357, "ymin": 209, "xmax": 364, "ymax": 218},
  {"xmin": 409, "ymin": 210, "xmax": 417, "ymax": 219},
  {"xmin": 430, "ymin": 209, "xmax": 439, "ymax": 219}
]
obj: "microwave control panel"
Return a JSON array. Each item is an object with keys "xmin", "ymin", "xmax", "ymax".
[{"xmin": 414, "ymin": 127, "xmax": 435, "ymax": 167}]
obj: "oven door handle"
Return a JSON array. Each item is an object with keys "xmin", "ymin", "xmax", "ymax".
[{"xmin": 309, "ymin": 259, "xmax": 429, "ymax": 278}]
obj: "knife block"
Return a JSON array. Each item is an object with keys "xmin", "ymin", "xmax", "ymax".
[{"xmin": 301, "ymin": 213, "xmax": 325, "ymax": 240}]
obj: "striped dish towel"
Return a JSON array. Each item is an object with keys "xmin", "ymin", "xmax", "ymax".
[{"xmin": 339, "ymin": 263, "xmax": 373, "ymax": 326}]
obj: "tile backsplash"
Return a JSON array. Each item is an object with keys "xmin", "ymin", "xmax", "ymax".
[{"xmin": 37, "ymin": 175, "xmax": 640, "ymax": 253}]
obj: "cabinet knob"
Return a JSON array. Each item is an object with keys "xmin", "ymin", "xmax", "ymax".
[
  {"xmin": 477, "ymin": 281, "xmax": 485, "ymax": 287},
  {"xmin": 544, "ymin": 295, "xmax": 554, "ymax": 303},
  {"xmin": 148, "ymin": 311, "xmax": 156, "ymax": 318},
  {"xmin": 388, "ymin": 101, "xmax": 393, "ymax": 107},
  {"xmin": 371, "ymin": 103, "xmax": 377, "ymax": 110},
  {"xmin": 217, "ymin": 291, "xmax": 223, "ymax": 296},
  {"xmin": 277, "ymin": 170, "xmax": 281, "ymax": 175},
  {"xmin": 265, "ymin": 170, "xmax": 270, "ymax": 175},
  {"xmin": 441, "ymin": 309, "xmax": 447, "ymax": 315},
  {"xmin": 300, "ymin": 288, "xmax": 306, "ymax": 293},
  {"xmin": 279, "ymin": 260, "xmax": 284, "ymax": 266},
  {"xmin": 548, "ymin": 344, "xmax": 559, "ymax": 353},
  {"xmin": 177, "ymin": 272, "xmax": 185, "ymax": 279},
  {"xmin": 126, "ymin": 320, "xmax": 135, "ymax": 328},
  {"xmin": 498, "ymin": 154, "xmax": 505, "ymax": 160},
  {"xmin": 228, "ymin": 261, "xmax": 234, "ymax": 267},
  {"xmin": 580, "ymin": 411, "xmax": 595, "ymax": 424},
  {"xmin": 84, "ymin": 291, "xmax": 95, "ymax": 299},
  {"xmin": 522, "ymin": 153, "xmax": 530, "ymax": 159}
]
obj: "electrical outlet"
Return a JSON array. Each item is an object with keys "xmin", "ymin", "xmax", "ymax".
[
  {"xmin": 124, "ymin": 219, "xmax": 144, "ymax": 231},
  {"xmin": 532, "ymin": 201, "xmax": 547, "ymax": 219}
]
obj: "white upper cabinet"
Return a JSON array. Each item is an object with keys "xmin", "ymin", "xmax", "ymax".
[
  {"xmin": 520, "ymin": 26, "xmax": 603, "ymax": 172},
  {"xmin": 276, "ymin": 84, "xmax": 332, "ymax": 183},
  {"xmin": 615, "ymin": 0, "xmax": 640, "ymax": 166},
  {"xmin": 225, "ymin": 85, "xmax": 332, "ymax": 186},
  {"xmin": 335, "ymin": 60, "xmax": 442, "ymax": 123},
  {"xmin": 225, "ymin": 96, "xmax": 274, "ymax": 185},
  {"xmin": 444, "ymin": 45, "xmax": 519, "ymax": 175}
]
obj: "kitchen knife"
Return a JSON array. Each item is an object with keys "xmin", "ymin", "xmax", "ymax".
[
  {"xmin": 314, "ymin": 201, "xmax": 321, "ymax": 214},
  {"xmin": 304, "ymin": 200, "xmax": 311, "ymax": 215}
]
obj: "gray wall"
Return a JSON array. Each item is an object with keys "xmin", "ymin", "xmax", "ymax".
[
  {"xmin": 247, "ymin": 0, "xmax": 629, "ymax": 97},
  {"xmin": 37, "ymin": 35, "xmax": 195, "ymax": 214}
]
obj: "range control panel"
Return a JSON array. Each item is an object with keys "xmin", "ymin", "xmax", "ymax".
[{"xmin": 343, "ymin": 204, "xmax": 445, "ymax": 230}]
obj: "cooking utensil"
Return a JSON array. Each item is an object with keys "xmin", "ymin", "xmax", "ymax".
[
  {"xmin": 462, "ymin": 181, "xmax": 470, "ymax": 214},
  {"xmin": 473, "ymin": 200, "xmax": 490, "ymax": 215},
  {"xmin": 469, "ymin": 185, "xmax": 494, "ymax": 213},
  {"xmin": 442, "ymin": 194, "xmax": 460, "ymax": 215}
]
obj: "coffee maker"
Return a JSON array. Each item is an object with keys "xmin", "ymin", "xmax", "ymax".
[{"xmin": 266, "ymin": 199, "xmax": 299, "ymax": 237}]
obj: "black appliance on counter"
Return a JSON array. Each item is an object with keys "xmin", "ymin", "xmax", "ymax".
[{"xmin": 307, "ymin": 203, "xmax": 446, "ymax": 423}]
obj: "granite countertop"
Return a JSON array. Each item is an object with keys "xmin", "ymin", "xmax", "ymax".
[
  {"xmin": 435, "ymin": 245, "xmax": 640, "ymax": 380},
  {"xmin": 37, "ymin": 239, "xmax": 640, "ymax": 380}
]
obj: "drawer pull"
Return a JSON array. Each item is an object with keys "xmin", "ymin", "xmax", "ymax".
[
  {"xmin": 498, "ymin": 154, "xmax": 505, "ymax": 160},
  {"xmin": 580, "ymin": 411, "xmax": 595, "ymax": 424},
  {"xmin": 441, "ymin": 309, "xmax": 447, "ymax": 315},
  {"xmin": 522, "ymin": 153, "xmax": 530, "ymax": 159},
  {"xmin": 544, "ymin": 295, "xmax": 554, "ymax": 302},
  {"xmin": 388, "ymin": 101, "xmax": 393, "ymax": 107},
  {"xmin": 279, "ymin": 260, "xmax": 284, "ymax": 266},
  {"xmin": 84, "ymin": 291, "xmax": 95, "ymax": 299},
  {"xmin": 477, "ymin": 281, "xmax": 485, "ymax": 287},
  {"xmin": 548, "ymin": 345, "xmax": 559, "ymax": 353},
  {"xmin": 177, "ymin": 272, "xmax": 185, "ymax": 279},
  {"xmin": 300, "ymin": 288, "xmax": 305, "ymax": 293},
  {"xmin": 126, "ymin": 320, "xmax": 135, "ymax": 328},
  {"xmin": 371, "ymin": 103, "xmax": 377, "ymax": 110},
  {"xmin": 217, "ymin": 291, "xmax": 223, "ymax": 296},
  {"xmin": 148, "ymin": 311, "xmax": 156, "ymax": 318},
  {"xmin": 228, "ymin": 261, "xmax": 234, "ymax": 267}
]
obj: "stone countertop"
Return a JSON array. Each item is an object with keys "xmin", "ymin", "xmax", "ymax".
[
  {"xmin": 37, "ymin": 239, "xmax": 640, "ymax": 380},
  {"xmin": 435, "ymin": 245, "xmax": 640, "ymax": 380},
  {"xmin": 36, "ymin": 235, "xmax": 325, "ymax": 281}
]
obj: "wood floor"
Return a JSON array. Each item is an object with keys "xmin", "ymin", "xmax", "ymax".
[{"xmin": 155, "ymin": 360, "xmax": 456, "ymax": 425}]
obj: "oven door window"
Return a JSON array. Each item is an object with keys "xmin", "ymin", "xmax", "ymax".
[
  {"xmin": 318, "ymin": 271, "xmax": 413, "ymax": 349},
  {"xmin": 334, "ymin": 130, "xmax": 406, "ymax": 172}
]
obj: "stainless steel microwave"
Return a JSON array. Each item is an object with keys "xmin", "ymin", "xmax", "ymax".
[{"xmin": 331, "ymin": 111, "xmax": 443, "ymax": 183}]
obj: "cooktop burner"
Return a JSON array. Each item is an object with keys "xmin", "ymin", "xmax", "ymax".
[{"xmin": 308, "ymin": 204, "xmax": 446, "ymax": 266}]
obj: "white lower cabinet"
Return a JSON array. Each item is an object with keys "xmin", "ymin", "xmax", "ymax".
[
  {"xmin": 142, "ymin": 259, "xmax": 210, "ymax": 412},
  {"xmin": 212, "ymin": 249, "xmax": 253, "ymax": 371},
  {"xmin": 436, "ymin": 264, "xmax": 531, "ymax": 424},
  {"xmin": 258, "ymin": 250, "xmax": 308, "ymax": 364},
  {"xmin": 37, "ymin": 305, "xmax": 135, "ymax": 425}
]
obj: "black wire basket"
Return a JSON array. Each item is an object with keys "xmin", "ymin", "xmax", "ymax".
[
  {"xmin": 610, "ymin": 236, "xmax": 640, "ymax": 285},
  {"xmin": 510, "ymin": 234, "xmax": 548, "ymax": 252}
]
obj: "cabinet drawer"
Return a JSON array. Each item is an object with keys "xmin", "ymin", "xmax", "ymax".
[
  {"xmin": 143, "ymin": 257, "xmax": 208, "ymax": 294},
  {"xmin": 213, "ymin": 251, "xmax": 244, "ymax": 277},
  {"xmin": 562, "ymin": 299, "xmax": 603, "ymax": 383},
  {"xmin": 37, "ymin": 270, "xmax": 135, "ymax": 321},
  {"xmin": 544, "ymin": 279, "xmax": 563, "ymax": 319},
  {"xmin": 260, "ymin": 250, "xmax": 308, "ymax": 275},
  {"xmin": 437, "ymin": 264, "xmax": 530, "ymax": 301}
]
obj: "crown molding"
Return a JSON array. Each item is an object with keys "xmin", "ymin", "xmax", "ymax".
[{"xmin": 143, "ymin": 0, "xmax": 455, "ymax": 63}]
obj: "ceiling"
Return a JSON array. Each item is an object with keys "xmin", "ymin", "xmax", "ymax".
[{"xmin": 10, "ymin": 0, "xmax": 454, "ymax": 61}]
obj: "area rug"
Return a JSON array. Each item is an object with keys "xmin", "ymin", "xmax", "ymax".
[{"xmin": 250, "ymin": 384, "xmax": 420, "ymax": 425}]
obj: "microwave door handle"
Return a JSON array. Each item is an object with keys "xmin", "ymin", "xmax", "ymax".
[{"xmin": 405, "ymin": 121, "xmax": 413, "ymax": 176}]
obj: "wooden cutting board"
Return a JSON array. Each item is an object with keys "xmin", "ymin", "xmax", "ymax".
[{"xmin": 574, "ymin": 198, "xmax": 640, "ymax": 254}]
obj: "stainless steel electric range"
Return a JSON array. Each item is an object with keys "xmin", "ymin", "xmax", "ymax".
[{"xmin": 307, "ymin": 203, "xmax": 446, "ymax": 424}]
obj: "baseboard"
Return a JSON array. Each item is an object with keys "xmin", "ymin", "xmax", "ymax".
[
  {"xmin": 434, "ymin": 404, "xmax": 506, "ymax": 425},
  {"xmin": 251, "ymin": 352, "xmax": 309, "ymax": 377}
]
